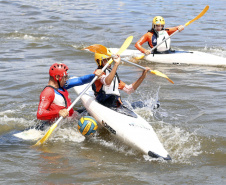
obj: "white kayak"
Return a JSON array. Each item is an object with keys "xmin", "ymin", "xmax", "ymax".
[
  {"xmin": 73, "ymin": 84, "xmax": 171, "ymax": 160},
  {"xmin": 109, "ymin": 48, "xmax": 226, "ymax": 66}
]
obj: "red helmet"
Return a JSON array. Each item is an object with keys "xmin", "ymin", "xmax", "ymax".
[{"xmin": 49, "ymin": 63, "xmax": 69, "ymax": 82}]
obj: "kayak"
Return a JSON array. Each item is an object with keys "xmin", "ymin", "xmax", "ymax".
[
  {"xmin": 109, "ymin": 48, "xmax": 226, "ymax": 66},
  {"xmin": 73, "ymin": 83, "xmax": 171, "ymax": 160}
]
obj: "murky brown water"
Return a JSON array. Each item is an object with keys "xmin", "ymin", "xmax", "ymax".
[{"xmin": 0, "ymin": 0, "xmax": 225, "ymax": 184}]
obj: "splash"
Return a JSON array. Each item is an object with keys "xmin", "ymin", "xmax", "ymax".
[
  {"xmin": 124, "ymin": 90, "xmax": 203, "ymax": 163},
  {"xmin": 52, "ymin": 127, "xmax": 85, "ymax": 143},
  {"xmin": 91, "ymin": 134, "xmax": 137, "ymax": 156},
  {"xmin": 203, "ymin": 46, "xmax": 226, "ymax": 57},
  {"xmin": 150, "ymin": 122, "xmax": 202, "ymax": 164}
]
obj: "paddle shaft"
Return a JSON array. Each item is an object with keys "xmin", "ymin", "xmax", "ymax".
[
  {"xmin": 121, "ymin": 57, "xmax": 148, "ymax": 71},
  {"xmin": 61, "ymin": 61, "xmax": 112, "ymax": 120},
  {"xmin": 109, "ymin": 54, "xmax": 174, "ymax": 84},
  {"xmin": 112, "ymin": 54, "xmax": 157, "ymax": 73}
]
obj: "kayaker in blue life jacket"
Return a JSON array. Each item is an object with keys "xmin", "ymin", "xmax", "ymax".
[
  {"xmin": 92, "ymin": 50, "xmax": 151, "ymax": 108},
  {"xmin": 135, "ymin": 16, "xmax": 184, "ymax": 55}
]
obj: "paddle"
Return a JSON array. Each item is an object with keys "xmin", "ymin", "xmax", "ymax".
[
  {"xmin": 33, "ymin": 36, "xmax": 133, "ymax": 146},
  {"xmin": 84, "ymin": 44, "xmax": 174, "ymax": 84},
  {"xmin": 135, "ymin": 5, "xmax": 209, "ymax": 60}
]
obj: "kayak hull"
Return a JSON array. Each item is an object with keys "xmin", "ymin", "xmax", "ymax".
[
  {"xmin": 73, "ymin": 84, "xmax": 170, "ymax": 160},
  {"xmin": 109, "ymin": 48, "xmax": 226, "ymax": 66}
]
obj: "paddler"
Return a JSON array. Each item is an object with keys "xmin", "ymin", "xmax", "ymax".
[
  {"xmin": 36, "ymin": 63, "xmax": 103, "ymax": 127},
  {"xmin": 92, "ymin": 51, "xmax": 151, "ymax": 108},
  {"xmin": 135, "ymin": 16, "xmax": 184, "ymax": 55}
]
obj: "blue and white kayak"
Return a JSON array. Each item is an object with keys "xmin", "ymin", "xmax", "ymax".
[
  {"xmin": 110, "ymin": 48, "xmax": 226, "ymax": 66},
  {"xmin": 73, "ymin": 84, "xmax": 171, "ymax": 160}
]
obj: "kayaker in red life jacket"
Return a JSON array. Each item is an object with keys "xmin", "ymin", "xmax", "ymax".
[
  {"xmin": 135, "ymin": 16, "xmax": 184, "ymax": 55},
  {"xmin": 92, "ymin": 51, "xmax": 150, "ymax": 108},
  {"xmin": 37, "ymin": 63, "xmax": 103, "ymax": 125}
]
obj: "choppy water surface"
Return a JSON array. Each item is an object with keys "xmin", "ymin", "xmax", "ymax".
[{"xmin": 0, "ymin": 0, "xmax": 225, "ymax": 184}]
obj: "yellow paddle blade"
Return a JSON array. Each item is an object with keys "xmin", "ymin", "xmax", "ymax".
[
  {"xmin": 33, "ymin": 122, "xmax": 58, "ymax": 146},
  {"xmin": 150, "ymin": 70, "xmax": 174, "ymax": 84},
  {"xmin": 185, "ymin": 5, "xmax": 209, "ymax": 26},
  {"xmin": 105, "ymin": 36, "xmax": 133, "ymax": 65},
  {"xmin": 134, "ymin": 54, "xmax": 145, "ymax": 60},
  {"xmin": 83, "ymin": 44, "xmax": 108, "ymax": 55},
  {"xmin": 116, "ymin": 36, "xmax": 133, "ymax": 55}
]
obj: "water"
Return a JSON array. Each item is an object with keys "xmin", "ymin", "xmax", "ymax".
[{"xmin": 0, "ymin": 0, "xmax": 226, "ymax": 184}]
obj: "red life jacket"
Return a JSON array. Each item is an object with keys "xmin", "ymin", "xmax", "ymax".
[{"xmin": 37, "ymin": 85, "xmax": 74, "ymax": 121}]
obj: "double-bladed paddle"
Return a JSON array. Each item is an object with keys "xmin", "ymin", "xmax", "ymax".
[{"xmin": 33, "ymin": 36, "xmax": 133, "ymax": 146}]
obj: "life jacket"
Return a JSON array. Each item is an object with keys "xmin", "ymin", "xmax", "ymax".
[
  {"xmin": 92, "ymin": 68, "xmax": 122, "ymax": 107},
  {"xmin": 45, "ymin": 85, "xmax": 74, "ymax": 117},
  {"xmin": 148, "ymin": 29, "xmax": 171, "ymax": 53}
]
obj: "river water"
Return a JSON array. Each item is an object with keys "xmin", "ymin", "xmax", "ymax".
[{"xmin": 0, "ymin": 0, "xmax": 225, "ymax": 184}]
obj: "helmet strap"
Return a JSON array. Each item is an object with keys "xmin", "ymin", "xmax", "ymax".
[
  {"xmin": 57, "ymin": 80, "xmax": 61, "ymax": 88},
  {"xmin": 54, "ymin": 75, "xmax": 62, "ymax": 88}
]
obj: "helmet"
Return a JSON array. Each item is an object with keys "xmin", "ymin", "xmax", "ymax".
[
  {"xmin": 94, "ymin": 53, "xmax": 109, "ymax": 66},
  {"xmin": 49, "ymin": 63, "xmax": 69, "ymax": 82},
  {"xmin": 94, "ymin": 48, "xmax": 112, "ymax": 66},
  {"xmin": 152, "ymin": 16, "xmax": 165, "ymax": 29}
]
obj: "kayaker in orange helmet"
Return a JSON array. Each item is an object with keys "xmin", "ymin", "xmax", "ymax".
[
  {"xmin": 92, "ymin": 51, "xmax": 151, "ymax": 108},
  {"xmin": 135, "ymin": 16, "xmax": 184, "ymax": 55}
]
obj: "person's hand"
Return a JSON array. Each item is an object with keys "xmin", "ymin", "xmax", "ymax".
[
  {"xmin": 178, "ymin": 25, "xmax": 184, "ymax": 32},
  {"xmin": 144, "ymin": 50, "xmax": 151, "ymax": 55},
  {"xmin": 59, "ymin": 109, "xmax": 69, "ymax": 118},
  {"xmin": 94, "ymin": 69, "xmax": 103, "ymax": 77},
  {"xmin": 142, "ymin": 67, "xmax": 151, "ymax": 77},
  {"xmin": 113, "ymin": 54, "xmax": 121, "ymax": 66}
]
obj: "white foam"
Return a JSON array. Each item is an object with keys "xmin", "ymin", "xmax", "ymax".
[
  {"xmin": 53, "ymin": 127, "xmax": 85, "ymax": 143},
  {"xmin": 14, "ymin": 128, "xmax": 44, "ymax": 141},
  {"xmin": 0, "ymin": 115, "xmax": 30, "ymax": 125},
  {"xmin": 155, "ymin": 122, "xmax": 202, "ymax": 164},
  {"xmin": 0, "ymin": 110, "xmax": 15, "ymax": 115}
]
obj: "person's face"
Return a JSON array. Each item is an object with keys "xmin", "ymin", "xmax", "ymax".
[
  {"xmin": 57, "ymin": 75, "xmax": 69, "ymax": 87},
  {"xmin": 102, "ymin": 58, "xmax": 111, "ymax": 68},
  {"xmin": 155, "ymin": 24, "xmax": 164, "ymax": 31}
]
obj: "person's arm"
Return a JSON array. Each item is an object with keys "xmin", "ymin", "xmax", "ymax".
[
  {"xmin": 135, "ymin": 33, "xmax": 150, "ymax": 54},
  {"xmin": 65, "ymin": 69, "xmax": 103, "ymax": 89},
  {"xmin": 37, "ymin": 87, "xmax": 59, "ymax": 120},
  {"xmin": 119, "ymin": 80, "xmax": 134, "ymax": 95},
  {"xmin": 122, "ymin": 67, "xmax": 150, "ymax": 94},
  {"xmin": 104, "ymin": 55, "xmax": 121, "ymax": 85},
  {"xmin": 64, "ymin": 74, "xmax": 95, "ymax": 89},
  {"xmin": 132, "ymin": 67, "xmax": 150, "ymax": 90},
  {"xmin": 166, "ymin": 25, "xmax": 184, "ymax": 35}
]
